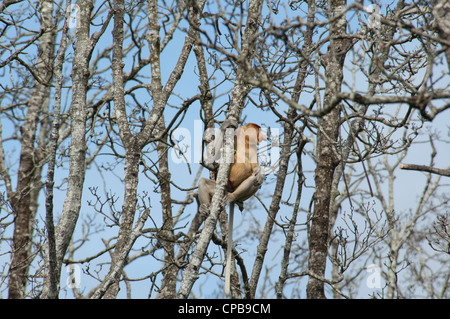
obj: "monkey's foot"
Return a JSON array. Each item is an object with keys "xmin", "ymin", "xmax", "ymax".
[{"xmin": 222, "ymin": 193, "xmax": 236, "ymax": 206}]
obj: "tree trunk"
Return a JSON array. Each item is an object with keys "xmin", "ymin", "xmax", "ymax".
[
  {"xmin": 307, "ymin": 0, "xmax": 350, "ymax": 299},
  {"xmin": 53, "ymin": 0, "xmax": 92, "ymax": 296},
  {"xmin": 102, "ymin": 0, "xmax": 140, "ymax": 297},
  {"xmin": 43, "ymin": 0, "xmax": 72, "ymax": 299},
  {"xmin": 155, "ymin": 114, "xmax": 176, "ymax": 299},
  {"xmin": 8, "ymin": 0, "xmax": 55, "ymax": 299},
  {"xmin": 103, "ymin": 143, "xmax": 141, "ymax": 298}
]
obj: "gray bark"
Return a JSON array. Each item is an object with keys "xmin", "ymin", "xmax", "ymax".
[
  {"xmin": 307, "ymin": 0, "xmax": 351, "ymax": 299},
  {"xmin": 8, "ymin": 0, "xmax": 55, "ymax": 299},
  {"xmin": 54, "ymin": 0, "xmax": 93, "ymax": 296},
  {"xmin": 42, "ymin": 0, "xmax": 72, "ymax": 299}
]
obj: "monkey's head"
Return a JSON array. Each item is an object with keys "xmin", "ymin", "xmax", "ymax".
[{"xmin": 241, "ymin": 123, "xmax": 266, "ymax": 145}]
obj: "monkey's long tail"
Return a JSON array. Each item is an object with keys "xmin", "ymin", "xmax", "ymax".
[{"xmin": 224, "ymin": 202, "xmax": 234, "ymax": 297}]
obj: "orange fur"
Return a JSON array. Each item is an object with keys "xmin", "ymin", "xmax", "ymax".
[{"xmin": 228, "ymin": 123, "xmax": 266, "ymax": 190}]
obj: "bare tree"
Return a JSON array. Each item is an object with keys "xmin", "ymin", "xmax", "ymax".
[
  {"xmin": 4, "ymin": 0, "xmax": 55, "ymax": 299},
  {"xmin": 1, "ymin": 0, "xmax": 449, "ymax": 299}
]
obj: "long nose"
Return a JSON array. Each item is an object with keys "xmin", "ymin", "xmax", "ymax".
[{"xmin": 258, "ymin": 132, "xmax": 267, "ymax": 141}]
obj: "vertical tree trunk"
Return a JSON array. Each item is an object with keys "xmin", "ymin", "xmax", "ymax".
[
  {"xmin": 53, "ymin": 0, "xmax": 92, "ymax": 295},
  {"xmin": 8, "ymin": 0, "xmax": 55, "ymax": 299},
  {"xmin": 43, "ymin": 0, "xmax": 72, "ymax": 299},
  {"xmin": 102, "ymin": 0, "xmax": 139, "ymax": 298},
  {"xmin": 306, "ymin": 0, "xmax": 349, "ymax": 299},
  {"xmin": 155, "ymin": 114, "xmax": 176, "ymax": 299},
  {"xmin": 103, "ymin": 143, "xmax": 141, "ymax": 298}
]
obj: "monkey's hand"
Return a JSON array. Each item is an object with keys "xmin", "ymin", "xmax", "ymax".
[
  {"xmin": 199, "ymin": 203, "xmax": 210, "ymax": 218},
  {"xmin": 252, "ymin": 166, "xmax": 265, "ymax": 188}
]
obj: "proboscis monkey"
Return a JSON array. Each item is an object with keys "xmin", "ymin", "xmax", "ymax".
[{"xmin": 198, "ymin": 120, "xmax": 266, "ymax": 297}]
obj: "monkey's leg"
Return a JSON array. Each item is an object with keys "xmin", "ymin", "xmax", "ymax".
[
  {"xmin": 198, "ymin": 177, "xmax": 216, "ymax": 205},
  {"xmin": 224, "ymin": 167, "xmax": 264, "ymax": 204}
]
